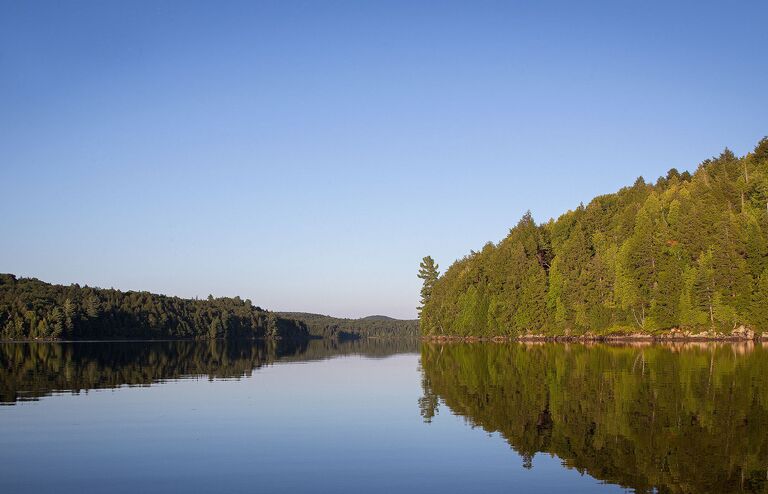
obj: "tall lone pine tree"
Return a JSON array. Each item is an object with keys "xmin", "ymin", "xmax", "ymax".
[{"xmin": 417, "ymin": 256, "xmax": 440, "ymax": 320}]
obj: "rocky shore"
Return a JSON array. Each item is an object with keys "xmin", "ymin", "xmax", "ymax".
[{"xmin": 422, "ymin": 325, "xmax": 763, "ymax": 343}]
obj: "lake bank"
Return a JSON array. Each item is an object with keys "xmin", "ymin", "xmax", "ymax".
[{"xmin": 422, "ymin": 326, "xmax": 764, "ymax": 343}]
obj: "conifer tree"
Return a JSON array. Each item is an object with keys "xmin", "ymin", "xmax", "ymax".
[
  {"xmin": 50, "ymin": 307, "xmax": 64, "ymax": 338},
  {"xmin": 62, "ymin": 298, "xmax": 75, "ymax": 332},
  {"xmin": 514, "ymin": 263, "xmax": 547, "ymax": 333},
  {"xmin": 84, "ymin": 294, "xmax": 100, "ymax": 319},
  {"xmin": 750, "ymin": 269, "xmax": 768, "ymax": 331},
  {"xmin": 417, "ymin": 256, "xmax": 440, "ymax": 315}
]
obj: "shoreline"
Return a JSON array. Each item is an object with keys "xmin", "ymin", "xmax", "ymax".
[{"xmin": 421, "ymin": 332, "xmax": 764, "ymax": 344}]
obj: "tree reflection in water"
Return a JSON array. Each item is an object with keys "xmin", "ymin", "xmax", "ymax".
[
  {"xmin": 419, "ymin": 342, "xmax": 768, "ymax": 494},
  {"xmin": 0, "ymin": 338, "xmax": 418, "ymax": 404}
]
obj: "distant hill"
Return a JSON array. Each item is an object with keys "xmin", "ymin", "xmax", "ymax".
[
  {"xmin": 360, "ymin": 315, "xmax": 396, "ymax": 321},
  {"xmin": 278, "ymin": 312, "xmax": 419, "ymax": 339}
]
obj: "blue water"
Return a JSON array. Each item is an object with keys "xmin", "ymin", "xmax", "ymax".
[{"xmin": 0, "ymin": 340, "xmax": 632, "ymax": 493}]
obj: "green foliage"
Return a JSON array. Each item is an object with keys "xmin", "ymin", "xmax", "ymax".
[
  {"xmin": 751, "ymin": 269, "xmax": 768, "ymax": 330},
  {"xmin": 421, "ymin": 137, "xmax": 768, "ymax": 336},
  {"xmin": 417, "ymin": 256, "xmax": 440, "ymax": 319},
  {"xmin": 277, "ymin": 312, "xmax": 419, "ymax": 339},
  {"xmin": 0, "ymin": 274, "xmax": 309, "ymax": 340}
]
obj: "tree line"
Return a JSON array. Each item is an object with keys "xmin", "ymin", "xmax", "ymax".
[
  {"xmin": 0, "ymin": 274, "xmax": 310, "ymax": 340},
  {"xmin": 278, "ymin": 312, "xmax": 419, "ymax": 339},
  {"xmin": 419, "ymin": 137, "xmax": 768, "ymax": 337}
]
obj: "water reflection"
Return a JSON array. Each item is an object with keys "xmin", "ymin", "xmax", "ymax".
[
  {"xmin": 5, "ymin": 339, "xmax": 767, "ymax": 493},
  {"xmin": 0, "ymin": 338, "xmax": 418, "ymax": 404},
  {"xmin": 419, "ymin": 342, "xmax": 768, "ymax": 494}
]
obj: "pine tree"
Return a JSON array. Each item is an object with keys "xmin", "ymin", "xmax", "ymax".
[
  {"xmin": 62, "ymin": 298, "xmax": 75, "ymax": 332},
  {"xmin": 750, "ymin": 268, "xmax": 768, "ymax": 332},
  {"xmin": 514, "ymin": 263, "xmax": 547, "ymax": 333},
  {"xmin": 209, "ymin": 316, "xmax": 223, "ymax": 339},
  {"xmin": 693, "ymin": 250, "xmax": 716, "ymax": 328},
  {"xmin": 417, "ymin": 256, "xmax": 440, "ymax": 315},
  {"xmin": 712, "ymin": 212, "xmax": 750, "ymax": 316},
  {"xmin": 37, "ymin": 319, "xmax": 49, "ymax": 338},
  {"xmin": 651, "ymin": 243, "xmax": 684, "ymax": 329},
  {"xmin": 50, "ymin": 307, "xmax": 64, "ymax": 338},
  {"xmin": 616, "ymin": 194, "xmax": 664, "ymax": 330},
  {"xmin": 84, "ymin": 295, "xmax": 100, "ymax": 319},
  {"xmin": 678, "ymin": 266, "xmax": 705, "ymax": 328}
]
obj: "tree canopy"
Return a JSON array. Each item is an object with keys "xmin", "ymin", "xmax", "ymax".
[
  {"xmin": 420, "ymin": 138, "xmax": 768, "ymax": 337},
  {"xmin": 277, "ymin": 312, "xmax": 418, "ymax": 339},
  {"xmin": 0, "ymin": 274, "xmax": 309, "ymax": 340}
]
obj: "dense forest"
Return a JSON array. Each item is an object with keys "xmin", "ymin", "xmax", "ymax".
[
  {"xmin": 0, "ymin": 274, "xmax": 309, "ymax": 340},
  {"xmin": 278, "ymin": 312, "xmax": 419, "ymax": 339},
  {"xmin": 420, "ymin": 343, "xmax": 768, "ymax": 493},
  {"xmin": 0, "ymin": 338, "xmax": 417, "ymax": 404},
  {"xmin": 420, "ymin": 137, "xmax": 768, "ymax": 337}
]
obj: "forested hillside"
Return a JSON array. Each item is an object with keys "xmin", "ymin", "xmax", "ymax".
[
  {"xmin": 0, "ymin": 274, "xmax": 309, "ymax": 340},
  {"xmin": 420, "ymin": 137, "xmax": 768, "ymax": 337},
  {"xmin": 278, "ymin": 312, "xmax": 419, "ymax": 339}
]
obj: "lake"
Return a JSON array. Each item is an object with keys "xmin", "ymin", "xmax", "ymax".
[{"xmin": 1, "ymin": 339, "xmax": 767, "ymax": 493}]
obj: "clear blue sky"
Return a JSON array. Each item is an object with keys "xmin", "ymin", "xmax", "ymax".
[{"xmin": 1, "ymin": 1, "xmax": 766, "ymax": 318}]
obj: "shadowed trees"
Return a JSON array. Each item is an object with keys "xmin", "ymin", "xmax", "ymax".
[{"xmin": 0, "ymin": 275, "xmax": 309, "ymax": 340}]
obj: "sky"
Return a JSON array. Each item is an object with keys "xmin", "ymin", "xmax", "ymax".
[{"xmin": 1, "ymin": 0, "xmax": 766, "ymax": 319}]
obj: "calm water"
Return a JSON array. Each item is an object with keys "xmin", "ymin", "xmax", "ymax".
[{"xmin": 2, "ymin": 340, "xmax": 767, "ymax": 493}]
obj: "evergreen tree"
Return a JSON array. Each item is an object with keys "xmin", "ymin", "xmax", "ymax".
[
  {"xmin": 62, "ymin": 298, "xmax": 75, "ymax": 332},
  {"xmin": 417, "ymin": 256, "xmax": 440, "ymax": 315},
  {"xmin": 49, "ymin": 307, "xmax": 64, "ymax": 338},
  {"xmin": 692, "ymin": 250, "xmax": 716, "ymax": 328},
  {"xmin": 514, "ymin": 263, "xmax": 547, "ymax": 332},
  {"xmin": 750, "ymin": 269, "xmax": 768, "ymax": 330},
  {"xmin": 84, "ymin": 294, "xmax": 100, "ymax": 319},
  {"xmin": 615, "ymin": 194, "xmax": 664, "ymax": 330}
]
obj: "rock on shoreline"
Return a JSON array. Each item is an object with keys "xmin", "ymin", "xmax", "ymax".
[{"xmin": 422, "ymin": 325, "xmax": 762, "ymax": 343}]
